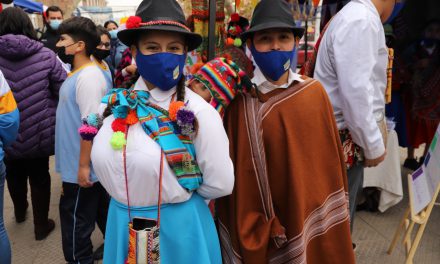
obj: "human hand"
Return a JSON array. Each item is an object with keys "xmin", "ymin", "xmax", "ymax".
[
  {"xmin": 125, "ymin": 64, "xmax": 137, "ymax": 75},
  {"xmin": 364, "ymin": 150, "xmax": 386, "ymax": 168},
  {"xmin": 78, "ymin": 166, "xmax": 93, "ymax": 188}
]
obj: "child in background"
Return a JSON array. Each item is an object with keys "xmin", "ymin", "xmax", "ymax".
[
  {"xmin": 54, "ymin": 17, "xmax": 109, "ymax": 264},
  {"xmin": 189, "ymin": 57, "xmax": 253, "ymax": 117},
  {"xmin": 92, "ymin": 25, "xmax": 113, "ymax": 90},
  {"xmin": 189, "ymin": 57, "xmax": 252, "ymax": 215}
]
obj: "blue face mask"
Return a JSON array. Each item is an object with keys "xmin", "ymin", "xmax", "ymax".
[
  {"xmin": 49, "ymin": 19, "xmax": 62, "ymax": 30},
  {"xmin": 109, "ymin": 30, "xmax": 118, "ymax": 40},
  {"xmin": 384, "ymin": 2, "xmax": 404, "ymax": 25},
  {"xmin": 250, "ymin": 45, "xmax": 295, "ymax": 81},
  {"xmin": 136, "ymin": 51, "xmax": 186, "ymax": 91}
]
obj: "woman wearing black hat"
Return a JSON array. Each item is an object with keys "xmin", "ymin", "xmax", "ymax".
[{"xmin": 88, "ymin": 0, "xmax": 234, "ymax": 263}]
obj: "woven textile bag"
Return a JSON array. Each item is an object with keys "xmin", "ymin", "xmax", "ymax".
[{"xmin": 124, "ymin": 131, "xmax": 164, "ymax": 264}]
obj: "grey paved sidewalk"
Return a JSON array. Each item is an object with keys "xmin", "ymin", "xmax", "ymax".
[{"xmin": 3, "ymin": 149, "xmax": 439, "ymax": 263}]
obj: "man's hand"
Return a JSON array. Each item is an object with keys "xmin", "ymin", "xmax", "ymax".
[
  {"xmin": 125, "ymin": 64, "xmax": 137, "ymax": 75},
  {"xmin": 364, "ymin": 150, "xmax": 386, "ymax": 168},
  {"xmin": 78, "ymin": 165, "xmax": 93, "ymax": 188}
]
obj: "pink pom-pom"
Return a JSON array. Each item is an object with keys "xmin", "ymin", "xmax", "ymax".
[{"xmin": 79, "ymin": 125, "xmax": 98, "ymax": 141}]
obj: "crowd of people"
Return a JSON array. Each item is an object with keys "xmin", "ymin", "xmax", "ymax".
[{"xmin": 0, "ymin": 0, "xmax": 438, "ymax": 263}]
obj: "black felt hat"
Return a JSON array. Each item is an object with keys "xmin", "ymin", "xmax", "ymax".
[
  {"xmin": 117, "ymin": 0, "xmax": 202, "ymax": 51},
  {"xmin": 241, "ymin": 0, "xmax": 305, "ymax": 40}
]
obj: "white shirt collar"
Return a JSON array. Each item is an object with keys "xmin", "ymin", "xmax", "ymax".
[
  {"xmin": 252, "ymin": 66, "xmax": 304, "ymax": 94},
  {"xmin": 133, "ymin": 78, "xmax": 177, "ymax": 102}
]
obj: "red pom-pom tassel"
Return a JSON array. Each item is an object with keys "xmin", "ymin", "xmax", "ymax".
[
  {"xmin": 112, "ymin": 118, "xmax": 127, "ymax": 133},
  {"xmin": 126, "ymin": 16, "xmax": 142, "ymax": 29},
  {"xmin": 231, "ymin": 13, "xmax": 240, "ymax": 23}
]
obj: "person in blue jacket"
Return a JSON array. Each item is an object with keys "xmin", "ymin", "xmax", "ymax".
[{"xmin": 0, "ymin": 69, "xmax": 19, "ymax": 264}]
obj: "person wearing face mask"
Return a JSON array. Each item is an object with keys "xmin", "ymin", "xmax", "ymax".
[
  {"xmin": 88, "ymin": 0, "xmax": 234, "ymax": 263},
  {"xmin": 314, "ymin": 0, "xmax": 404, "ymax": 246},
  {"xmin": 40, "ymin": 6, "xmax": 63, "ymax": 52},
  {"xmin": 92, "ymin": 26, "xmax": 113, "ymax": 90},
  {"xmin": 54, "ymin": 17, "xmax": 109, "ymax": 264},
  {"xmin": 104, "ymin": 20, "xmax": 127, "ymax": 75},
  {"xmin": 0, "ymin": 7, "xmax": 66, "ymax": 242},
  {"xmin": 215, "ymin": 0, "xmax": 355, "ymax": 263}
]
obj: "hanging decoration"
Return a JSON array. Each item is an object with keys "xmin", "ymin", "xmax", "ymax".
[{"xmin": 192, "ymin": 0, "xmax": 226, "ymax": 62}]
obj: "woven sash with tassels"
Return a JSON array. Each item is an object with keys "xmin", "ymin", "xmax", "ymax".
[{"xmin": 103, "ymin": 88, "xmax": 203, "ymax": 191}]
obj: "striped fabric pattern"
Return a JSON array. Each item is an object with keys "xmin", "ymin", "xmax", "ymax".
[
  {"xmin": 103, "ymin": 88, "xmax": 203, "ymax": 191},
  {"xmin": 193, "ymin": 57, "xmax": 244, "ymax": 116}
]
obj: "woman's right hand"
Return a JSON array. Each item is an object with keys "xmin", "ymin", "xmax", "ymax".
[{"xmin": 125, "ymin": 64, "xmax": 137, "ymax": 75}]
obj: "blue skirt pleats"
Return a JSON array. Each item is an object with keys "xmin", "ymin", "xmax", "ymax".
[{"xmin": 103, "ymin": 193, "xmax": 222, "ymax": 264}]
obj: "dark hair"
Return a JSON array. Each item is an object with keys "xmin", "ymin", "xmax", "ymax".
[
  {"xmin": 97, "ymin": 25, "xmax": 111, "ymax": 40},
  {"xmin": 45, "ymin": 6, "xmax": 63, "ymax": 17},
  {"xmin": 104, "ymin": 20, "xmax": 118, "ymax": 29},
  {"xmin": 0, "ymin": 7, "xmax": 38, "ymax": 40},
  {"xmin": 58, "ymin": 17, "xmax": 100, "ymax": 56}
]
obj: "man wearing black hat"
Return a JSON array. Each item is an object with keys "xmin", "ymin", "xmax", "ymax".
[{"xmin": 216, "ymin": 0, "xmax": 355, "ymax": 263}]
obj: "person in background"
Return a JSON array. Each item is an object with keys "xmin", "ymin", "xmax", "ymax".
[
  {"xmin": 189, "ymin": 57, "xmax": 252, "ymax": 216},
  {"xmin": 383, "ymin": 24, "xmax": 410, "ymax": 162},
  {"xmin": 55, "ymin": 17, "xmax": 108, "ymax": 264},
  {"xmin": 0, "ymin": 70, "xmax": 19, "ymax": 264},
  {"xmin": 314, "ymin": 0, "xmax": 403, "ymax": 248},
  {"xmin": 40, "ymin": 6, "xmax": 63, "ymax": 51},
  {"xmin": 401, "ymin": 20, "xmax": 440, "ymax": 170},
  {"xmin": 0, "ymin": 7, "xmax": 66, "ymax": 241},
  {"xmin": 88, "ymin": 25, "xmax": 112, "ymax": 261},
  {"xmin": 189, "ymin": 57, "xmax": 252, "ymax": 117},
  {"xmin": 216, "ymin": 0, "xmax": 355, "ymax": 262},
  {"xmin": 92, "ymin": 26, "xmax": 113, "ymax": 90},
  {"xmin": 104, "ymin": 20, "xmax": 127, "ymax": 76},
  {"xmin": 113, "ymin": 48, "xmax": 135, "ymax": 88}
]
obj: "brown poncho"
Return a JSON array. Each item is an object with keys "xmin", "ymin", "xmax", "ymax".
[{"xmin": 217, "ymin": 78, "xmax": 355, "ymax": 264}]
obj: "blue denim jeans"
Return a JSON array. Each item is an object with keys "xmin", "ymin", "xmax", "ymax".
[{"xmin": 0, "ymin": 160, "xmax": 11, "ymax": 264}]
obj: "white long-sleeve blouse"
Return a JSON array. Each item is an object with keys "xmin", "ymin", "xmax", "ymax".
[{"xmin": 91, "ymin": 78, "xmax": 234, "ymax": 206}]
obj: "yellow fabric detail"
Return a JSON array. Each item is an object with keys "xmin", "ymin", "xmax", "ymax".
[{"xmin": 0, "ymin": 90, "xmax": 17, "ymax": 114}]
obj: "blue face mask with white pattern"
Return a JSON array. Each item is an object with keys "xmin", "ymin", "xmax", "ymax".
[
  {"xmin": 136, "ymin": 51, "xmax": 186, "ymax": 91},
  {"xmin": 250, "ymin": 45, "xmax": 296, "ymax": 81}
]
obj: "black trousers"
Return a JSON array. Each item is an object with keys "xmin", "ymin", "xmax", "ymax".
[
  {"xmin": 5, "ymin": 157, "xmax": 51, "ymax": 229},
  {"xmin": 59, "ymin": 182, "xmax": 109, "ymax": 264}
]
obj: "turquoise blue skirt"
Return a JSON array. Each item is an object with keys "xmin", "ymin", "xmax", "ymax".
[{"xmin": 103, "ymin": 194, "xmax": 222, "ymax": 264}]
